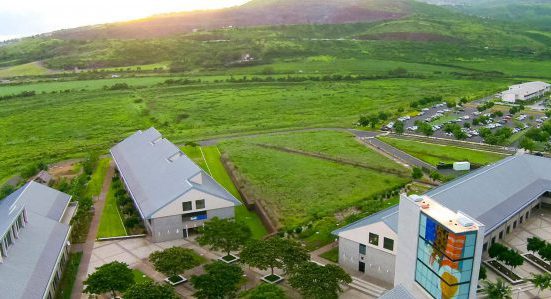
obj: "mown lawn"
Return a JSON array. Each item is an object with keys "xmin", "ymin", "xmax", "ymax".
[
  {"xmin": 85, "ymin": 158, "xmax": 110, "ymax": 197},
  {"xmin": 97, "ymin": 182, "xmax": 127, "ymax": 238},
  {"xmin": 320, "ymin": 247, "xmax": 339, "ymax": 263},
  {"xmin": 220, "ymin": 134, "xmax": 410, "ymax": 229},
  {"xmin": 182, "ymin": 145, "xmax": 268, "ymax": 238},
  {"xmin": 378, "ymin": 136, "xmax": 507, "ymax": 166}
]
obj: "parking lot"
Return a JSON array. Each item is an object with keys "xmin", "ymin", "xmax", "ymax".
[{"xmin": 386, "ymin": 95, "xmax": 548, "ymax": 145}]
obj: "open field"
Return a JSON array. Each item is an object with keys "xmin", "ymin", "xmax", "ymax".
[
  {"xmin": 97, "ymin": 182, "xmax": 127, "ymax": 238},
  {"xmin": 132, "ymin": 269, "xmax": 153, "ymax": 284},
  {"xmin": 183, "ymin": 145, "xmax": 268, "ymax": 238},
  {"xmin": 220, "ymin": 131, "xmax": 410, "ymax": 229},
  {"xmin": 378, "ymin": 136, "xmax": 508, "ymax": 166},
  {"xmin": 0, "ymin": 78, "xmax": 507, "ymax": 183},
  {"xmin": 0, "ymin": 62, "xmax": 53, "ymax": 78}
]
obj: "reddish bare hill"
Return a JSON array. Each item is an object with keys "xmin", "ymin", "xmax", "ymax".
[{"xmin": 52, "ymin": 0, "xmax": 413, "ymax": 40}]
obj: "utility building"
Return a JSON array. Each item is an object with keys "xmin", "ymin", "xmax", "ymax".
[{"xmin": 111, "ymin": 127, "xmax": 241, "ymax": 242}]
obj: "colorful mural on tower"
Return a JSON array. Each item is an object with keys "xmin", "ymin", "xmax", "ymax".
[{"xmin": 415, "ymin": 213, "xmax": 477, "ymax": 299}]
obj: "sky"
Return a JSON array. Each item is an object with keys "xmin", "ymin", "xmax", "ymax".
[{"xmin": 0, "ymin": 0, "xmax": 250, "ymax": 41}]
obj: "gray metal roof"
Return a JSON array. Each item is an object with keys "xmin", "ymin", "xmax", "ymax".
[
  {"xmin": 0, "ymin": 182, "xmax": 72, "ymax": 299},
  {"xmin": 379, "ymin": 284, "xmax": 417, "ymax": 299},
  {"xmin": 334, "ymin": 154, "xmax": 551, "ymax": 237},
  {"xmin": 110, "ymin": 127, "xmax": 240, "ymax": 219}
]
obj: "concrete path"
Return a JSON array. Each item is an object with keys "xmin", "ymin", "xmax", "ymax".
[
  {"xmin": 310, "ymin": 241, "xmax": 338, "ymax": 266},
  {"xmin": 362, "ymin": 136, "xmax": 436, "ymax": 171},
  {"xmin": 71, "ymin": 160, "xmax": 115, "ymax": 299}
]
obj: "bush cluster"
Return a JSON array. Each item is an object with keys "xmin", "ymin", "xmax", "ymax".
[{"xmin": 111, "ymin": 174, "xmax": 144, "ymax": 232}]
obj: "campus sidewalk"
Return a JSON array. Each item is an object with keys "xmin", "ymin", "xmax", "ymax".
[{"xmin": 71, "ymin": 160, "xmax": 115, "ymax": 299}]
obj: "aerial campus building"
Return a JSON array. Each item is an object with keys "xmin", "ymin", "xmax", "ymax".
[
  {"xmin": 111, "ymin": 127, "xmax": 241, "ymax": 242},
  {"xmin": 0, "ymin": 181, "xmax": 75, "ymax": 299},
  {"xmin": 501, "ymin": 81, "xmax": 551, "ymax": 103},
  {"xmin": 334, "ymin": 154, "xmax": 551, "ymax": 299}
]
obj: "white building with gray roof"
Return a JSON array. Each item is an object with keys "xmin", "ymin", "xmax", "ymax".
[
  {"xmin": 0, "ymin": 181, "xmax": 74, "ymax": 299},
  {"xmin": 111, "ymin": 127, "xmax": 241, "ymax": 242},
  {"xmin": 333, "ymin": 154, "xmax": 551, "ymax": 298},
  {"xmin": 501, "ymin": 81, "xmax": 550, "ymax": 103}
]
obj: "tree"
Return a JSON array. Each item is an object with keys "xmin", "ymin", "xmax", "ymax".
[
  {"xmin": 479, "ymin": 266, "xmax": 487, "ymax": 280},
  {"xmin": 149, "ymin": 247, "xmax": 201, "ymax": 277},
  {"xmin": 446, "ymin": 100, "xmax": 456, "ymax": 108},
  {"xmin": 278, "ymin": 238, "xmax": 309, "ymax": 274},
  {"xmin": 481, "ymin": 279, "xmax": 512, "ymax": 299},
  {"xmin": 288, "ymin": 262, "xmax": 352, "ymax": 299},
  {"xmin": 394, "ymin": 121, "xmax": 404, "ymax": 134},
  {"xmin": 191, "ymin": 261, "xmax": 243, "ymax": 299},
  {"xmin": 197, "ymin": 217, "xmax": 251, "ymax": 258},
  {"xmin": 243, "ymin": 283, "xmax": 287, "ymax": 299},
  {"xmin": 520, "ymin": 137, "xmax": 536, "ymax": 152},
  {"xmin": 84, "ymin": 261, "xmax": 134, "ymax": 298},
  {"xmin": 124, "ymin": 281, "xmax": 179, "ymax": 299},
  {"xmin": 527, "ymin": 237, "xmax": 546, "ymax": 254},
  {"xmin": 412, "ymin": 167, "xmax": 423, "ymax": 180},
  {"xmin": 488, "ymin": 243, "xmax": 507, "ymax": 259},
  {"xmin": 240, "ymin": 238, "xmax": 284, "ymax": 276},
  {"xmin": 530, "ymin": 273, "xmax": 551, "ymax": 297}
]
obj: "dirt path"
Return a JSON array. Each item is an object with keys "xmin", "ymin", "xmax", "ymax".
[{"xmin": 71, "ymin": 160, "xmax": 115, "ymax": 299}]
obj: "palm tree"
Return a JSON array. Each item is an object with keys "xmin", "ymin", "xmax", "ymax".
[
  {"xmin": 530, "ymin": 273, "xmax": 551, "ymax": 298},
  {"xmin": 481, "ymin": 279, "xmax": 512, "ymax": 299}
]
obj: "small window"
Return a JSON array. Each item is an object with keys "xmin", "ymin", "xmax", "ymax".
[
  {"xmin": 383, "ymin": 237, "xmax": 394, "ymax": 251},
  {"xmin": 491, "ymin": 237, "xmax": 496, "ymax": 245},
  {"xmin": 195, "ymin": 199, "xmax": 206, "ymax": 210},
  {"xmin": 520, "ymin": 216, "xmax": 523, "ymax": 224},
  {"xmin": 182, "ymin": 201, "xmax": 192, "ymax": 211},
  {"xmin": 499, "ymin": 231, "xmax": 503, "ymax": 239},
  {"xmin": 359, "ymin": 244, "xmax": 366, "ymax": 255},
  {"xmin": 513, "ymin": 221, "xmax": 517, "ymax": 229},
  {"xmin": 483, "ymin": 242, "xmax": 488, "ymax": 252},
  {"xmin": 369, "ymin": 233, "xmax": 379, "ymax": 246}
]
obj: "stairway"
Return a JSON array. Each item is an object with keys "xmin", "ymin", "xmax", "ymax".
[{"xmin": 348, "ymin": 276, "xmax": 387, "ymax": 298}]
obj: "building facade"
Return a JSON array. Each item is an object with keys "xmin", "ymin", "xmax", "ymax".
[
  {"xmin": 111, "ymin": 127, "xmax": 241, "ymax": 242},
  {"xmin": 334, "ymin": 154, "xmax": 551, "ymax": 299},
  {"xmin": 0, "ymin": 181, "xmax": 75, "ymax": 299},
  {"xmin": 501, "ymin": 81, "xmax": 551, "ymax": 103}
]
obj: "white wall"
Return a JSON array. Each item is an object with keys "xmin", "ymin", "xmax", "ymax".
[
  {"xmin": 152, "ymin": 189, "xmax": 235, "ymax": 219},
  {"xmin": 394, "ymin": 194, "xmax": 421, "ymax": 289},
  {"xmin": 338, "ymin": 237, "xmax": 396, "ymax": 285}
]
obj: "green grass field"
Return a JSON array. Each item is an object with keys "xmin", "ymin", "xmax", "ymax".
[
  {"xmin": 97, "ymin": 182, "xmax": 127, "ymax": 238},
  {"xmin": 85, "ymin": 158, "xmax": 110, "ymax": 197},
  {"xmin": 320, "ymin": 247, "xmax": 339, "ymax": 263},
  {"xmin": 378, "ymin": 136, "xmax": 508, "ymax": 166},
  {"xmin": 0, "ymin": 78, "xmax": 507, "ymax": 184},
  {"xmin": 182, "ymin": 145, "xmax": 267, "ymax": 238},
  {"xmin": 0, "ymin": 62, "xmax": 53, "ymax": 78},
  {"xmin": 220, "ymin": 131, "xmax": 410, "ymax": 229}
]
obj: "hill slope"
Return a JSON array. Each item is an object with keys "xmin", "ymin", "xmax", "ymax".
[{"xmin": 52, "ymin": 0, "xmax": 414, "ymax": 40}]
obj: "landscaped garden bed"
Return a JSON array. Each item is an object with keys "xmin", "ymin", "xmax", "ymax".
[
  {"xmin": 164, "ymin": 274, "xmax": 187, "ymax": 286},
  {"xmin": 523, "ymin": 253, "xmax": 551, "ymax": 273},
  {"xmin": 219, "ymin": 254, "xmax": 240, "ymax": 264},
  {"xmin": 261, "ymin": 274, "xmax": 284, "ymax": 284},
  {"xmin": 483, "ymin": 259, "xmax": 523, "ymax": 284}
]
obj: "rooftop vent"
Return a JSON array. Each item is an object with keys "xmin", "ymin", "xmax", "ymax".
[
  {"xmin": 411, "ymin": 195, "xmax": 423, "ymax": 202},
  {"xmin": 457, "ymin": 217, "xmax": 474, "ymax": 227},
  {"xmin": 168, "ymin": 152, "xmax": 183, "ymax": 162}
]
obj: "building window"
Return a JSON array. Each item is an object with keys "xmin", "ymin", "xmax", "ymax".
[
  {"xmin": 383, "ymin": 238, "xmax": 394, "ymax": 251},
  {"xmin": 491, "ymin": 236, "xmax": 496, "ymax": 245},
  {"xmin": 526, "ymin": 211, "xmax": 529, "ymax": 219},
  {"xmin": 520, "ymin": 216, "xmax": 523, "ymax": 224},
  {"xmin": 182, "ymin": 211, "xmax": 207, "ymax": 222},
  {"xmin": 182, "ymin": 201, "xmax": 192, "ymax": 211},
  {"xmin": 499, "ymin": 231, "xmax": 503, "ymax": 239},
  {"xmin": 359, "ymin": 244, "xmax": 366, "ymax": 255},
  {"xmin": 195, "ymin": 199, "xmax": 206, "ymax": 210},
  {"xmin": 506, "ymin": 226, "xmax": 510, "ymax": 234},
  {"xmin": 483, "ymin": 242, "xmax": 488, "ymax": 252},
  {"xmin": 369, "ymin": 233, "xmax": 379, "ymax": 246},
  {"xmin": 359, "ymin": 261, "xmax": 365, "ymax": 273},
  {"xmin": 513, "ymin": 221, "xmax": 517, "ymax": 229}
]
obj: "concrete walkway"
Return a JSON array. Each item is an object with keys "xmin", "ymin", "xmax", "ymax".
[{"xmin": 71, "ymin": 160, "xmax": 115, "ymax": 299}]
